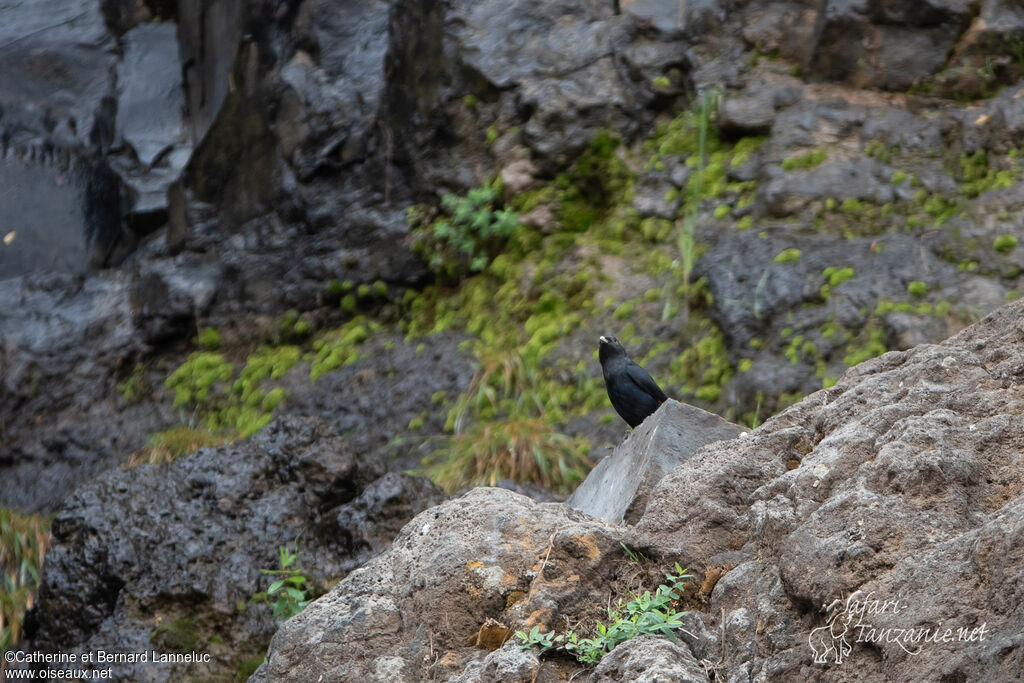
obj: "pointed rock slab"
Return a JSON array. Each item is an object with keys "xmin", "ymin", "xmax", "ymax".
[{"xmin": 567, "ymin": 399, "xmax": 744, "ymax": 525}]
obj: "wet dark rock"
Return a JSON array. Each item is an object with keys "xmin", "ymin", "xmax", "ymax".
[
  {"xmin": 0, "ymin": 0, "xmax": 115, "ymax": 149},
  {"xmin": 805, "ymin": 0, "xmax": 975, "ymax": 91},
  {"xmin": 27, "ymin": 416, "xmax": 446, "ymax": 681},
  {"xmin": 567, "ymin": 400, "xmax": 744, "ymax": 525},
  {"xmin": 284, "ymin": 331, "xmax": 474, "ymax": 473},
  {"xmin": 740, "ymin": 2, "xmax": 822, "ymax": 66},
  {"xmin": 0, "ymin": 153, "xmax": 130, "ymax": 278},
  {"xmin": 695, "ymin": 230, "xmax": 978, "ymax": 415},
  {"xmin": 759, "ymin": 158, "xmax": 895, "ymax": 217},
  {"xmin": 0, "ymin": 273, "xmax": 147, "ymax": 509},
  {"xmin": 331, "ymin": 472, "xmax": 449, "ymax": 574},
  {"xmin": 111, "ymin": 22, "xmax": 192, "ymax": 221}
]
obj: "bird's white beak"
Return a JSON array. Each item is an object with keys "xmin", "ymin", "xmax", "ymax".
[{"xmin": 599, "ymin": 336, "xmax": 608, "ymax": 344}]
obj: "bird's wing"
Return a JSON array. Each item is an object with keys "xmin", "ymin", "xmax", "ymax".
[{"xmin": 626, "ymin": 362, "xmax": 668, "ymax": 403}]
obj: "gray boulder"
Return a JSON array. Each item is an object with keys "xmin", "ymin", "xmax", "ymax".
[
  {"xmin": 588, "ymin": 635, "xmax": 709, "ymax": 683},
  {"xmin": 253, "ymin": 299, "xmax": 1024, "ymax": 681},
  {"xmin": 567, "ymin": 399, "xmax": 744, "ymax": 525}
]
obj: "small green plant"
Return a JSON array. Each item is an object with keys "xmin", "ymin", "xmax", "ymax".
[
  {"xmin": 619, "ymin": 542, "xmax": 649, "ymax": 564},
  {"xmin": 908, "ymin": 281, "xmax": 928, "ymax": 297},
  {"xmin": 515, "ymin": 564, "xmax": 693, "ymax": 665},
  {"xmin": 774, "ymin": 248, "xmax": 801, "ymax": 263},
  {"xmin": 409, "ymin": 181, "xmax": 518, "ymax": 279},
  {"xmin": 257, "ymin": 545, "xmax": 312, "ymax": 623},
  {"xmin": 664, "ymin": 89, "xmax": 718, "ymax": 320},
  {"xmin": 427, "ymin": 418, "xmax": 590, "ymax": 493},
  {"xmin": 1, "ymin": 508, "xmax": 51, "ymax": 651},
  {"xmin": 124, "ymin": 426, "xmax": 226, "ymax": 467},
  {"xmin": 994, "ymin": 234, "xmax": 1019, "ymax": 252},
  {"xmin": 781, "ymin": 149, "xmax": 826, "ymax": 171}
]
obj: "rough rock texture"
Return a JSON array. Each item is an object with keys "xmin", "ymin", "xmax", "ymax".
[
  {"xmin": 256, "ymin": 300, "xmax": 1024, "ymax": 681},
  {"xmin": 252, "ymin": 488, "xmax": 619, "ymax": 682},
  {"xmin": 567, "ymin": 399, "xmax": 744, "ymax": 525},
  {"xmin": 25, "ymin": 416, "xmax": 448, "ymax": 681},
  {"xmin": 588, "ymin": 635, "xmax": 709, "ymax": 683}
]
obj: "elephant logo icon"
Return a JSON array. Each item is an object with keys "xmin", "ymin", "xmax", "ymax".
[{"xmin": 809, "ymin": 591, "xmax": 861, "ymax": 665}]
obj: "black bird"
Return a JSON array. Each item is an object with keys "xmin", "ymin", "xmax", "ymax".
[{"xmin": 598, "ymin": 335, "xmax": 668, "ymax": 428}]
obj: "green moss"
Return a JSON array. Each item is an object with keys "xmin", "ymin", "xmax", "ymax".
[
  {"xmin": 840, "ymin": 198, "xmax": 866, "ymax": 216},
  {"xmin": 737, "ymin": 215, "xmax": 754, "ymax": 231},
  {"xmin": 613, "ymin": 301, "xmax": 637, "ymax": 321},
  {"xmin": 310, "ymin": 319, "xmax": 376, "ymax": 381},
  {"xmin": 843, "ymin": 323, "xmax": 888, "ymax": 367},
  {"xmin": 730, "ymin": 137, "xmax": 766, "ymax": 168},
  {"xmin": 462, "ymin": 94, "xmax": 478, "ymax": 108},
  {"xmin": 820, "ymin": 321, "xmax": 842, "ymax": 340},
  {"xmin": 738, "ymin": 358, "xmax": 753, "ymax": 372},
  {"xmin": 781, "ymin": 149, "xmax": 827, "ymax": 171},
  {"xmin": 408, "ymin": 413, "xmax": 426, "ymax": 431},
  {"xmin": 823, "ymin": 375, "xmax": 838, "ymax": 389},
  {"xmin": 960, "ymin": 149, "xmax": 1018, "ymax": 198},
  {"xmin": 994, "ymin": 234, "xmax": 1019, "ymax": 252},
  {"xmin": 820, "ymin": 267, "xmax": 854, "ymax": 299},
  {"xmin": 875, "ymin": 300, "xmax": 895, "ymax": 315},
  {"xmin": 774, "ymin": 248, "xmax": 801, "ymax": 263},
  {"xmin": 824, "ymin": 267, "xmax": 855, "ymax": 287},
  {"xmin": 640, "ymin": 217, "xmax": 673, "ymax": 242},
  {"xmin": 118, "ymin": 363, "xmax": 148, "ymax": 404},
  {"xmin": 890, "ymin": 170, "xmax": 908, "ymax": 184},
  {"xmin": 865, "ymin": 140, "xmax": 892, "ymax": 164},
  {"xmin": 922, "ymin": 193, "xmax": 960, "ymax": 224},
  {"xmin": 197, "ymin": 327, "xmax": 222, "ymax": 350},
  {"xmin": 714, "ymin": 204, "xmax": 730, "ymax": 219},
  {"xmin": 652, "ymin": 76, "xmax": 671, "ymax": 89},
  {"xmin": 825, "ymin": 198, "xmax": 837, "ymax": 211},
  {"xmin": 908, "ymin": 281, "xmax": 927, "ymax": 297},
  {"xmin": 166, "ymin": 352, "xmax": 234, "ymax": 409},
  {"xmin": 784, "ymin": 335, "xmax": 804, "ymax": 364}
]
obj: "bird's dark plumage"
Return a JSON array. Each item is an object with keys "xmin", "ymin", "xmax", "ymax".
[{"xmin": 598, "ymin": 335, "xmax": 668, "ymax": 428}]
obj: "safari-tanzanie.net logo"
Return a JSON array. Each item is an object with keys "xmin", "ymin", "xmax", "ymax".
[{"xmin": 809, "ymin": 590, "xmax": 990, "ymax": 665}]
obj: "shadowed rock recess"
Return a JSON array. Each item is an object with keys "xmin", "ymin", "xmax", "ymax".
[{"xmin": 254, "ymin": 301, "xmax": 1024, "ymax": 682}]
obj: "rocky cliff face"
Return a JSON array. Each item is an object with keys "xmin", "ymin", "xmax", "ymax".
[
  {"xmin": 255, "ymin": 298, "xmax": 1024, "ymax": 682},
  {"xmin": 6, "ymin": 0, "xmax": 1024, "ymax": 680},
  {"xmin": 4, "ymin": 0, "xmax": 1024, "ymax": 511}
]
